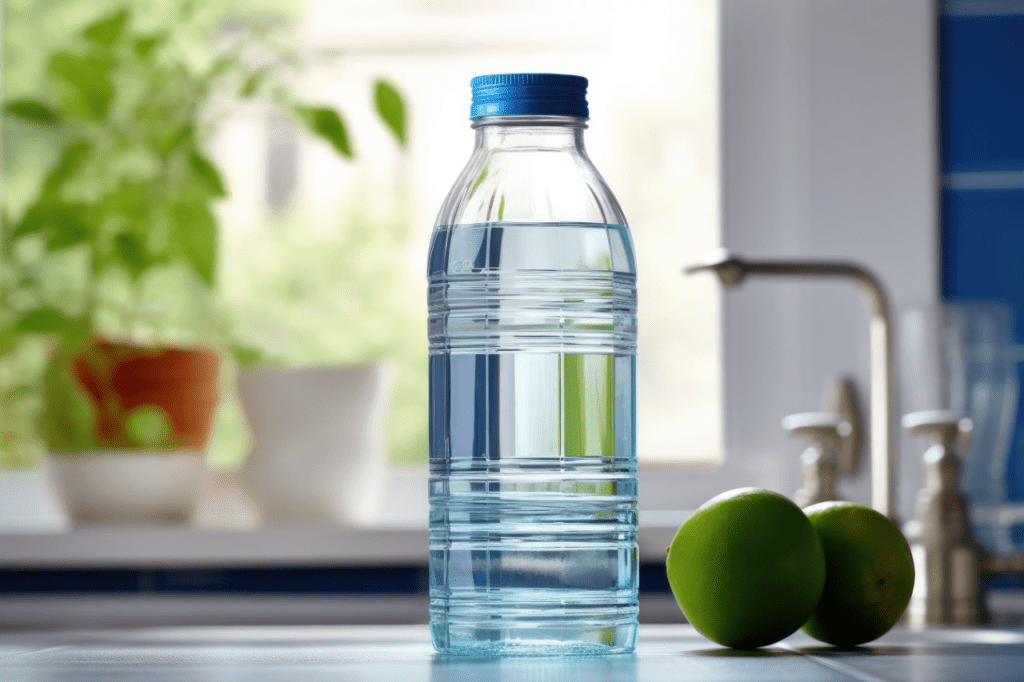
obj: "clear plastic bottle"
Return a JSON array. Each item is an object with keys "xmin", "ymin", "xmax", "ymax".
[{"xmin": 427, "ymin": 74, "xmax": 638, "ymax": 656}]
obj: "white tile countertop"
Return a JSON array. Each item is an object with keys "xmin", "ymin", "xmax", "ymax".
[{"xmin": 4, "ymin": 623, "xmax": 1024, "ymax": 681}]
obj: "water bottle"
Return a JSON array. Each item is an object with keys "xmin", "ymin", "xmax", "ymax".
[{"xmin": 428, "ymin": 74, "xmax": 638, "ymax": 656}]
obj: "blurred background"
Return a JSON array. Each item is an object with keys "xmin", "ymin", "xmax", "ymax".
[
  {"xmin": 3, "ymin": 0, "xmax": 1024, "ymax": 628},
  {"xmin": 0, "ymin": 0, "xmax": 720, "ymax": 626},
  {"xmin": 2, "ymin": 0, "xmax": 720, "ymax": 474}
]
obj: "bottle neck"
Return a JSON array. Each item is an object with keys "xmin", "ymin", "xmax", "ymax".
[{"xmin": 471, "ymin": 116, "xmax": 588, "ymax": 152}]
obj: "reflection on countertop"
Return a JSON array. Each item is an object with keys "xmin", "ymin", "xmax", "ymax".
[{"xmin": 4, "ymin": 623, "xmax": 1024, "ymax": 681}]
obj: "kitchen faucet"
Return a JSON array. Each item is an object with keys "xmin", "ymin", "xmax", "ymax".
[{"xmin": 685, "ymin": 248, "xmax": 898, "ymax": 521}]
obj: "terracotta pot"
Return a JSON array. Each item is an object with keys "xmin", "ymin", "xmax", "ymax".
[{"xmin": 72, "ymin": 341, "xmax": 222, "ymax": 450}]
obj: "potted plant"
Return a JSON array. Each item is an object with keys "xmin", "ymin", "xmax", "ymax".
[
  {"xmin": 224, "ymin": 202, "xmax": 420, "ymax": 526},
  {"xmin": 1, "ymin": 3, "xmax": 406, "ymax": 524}
]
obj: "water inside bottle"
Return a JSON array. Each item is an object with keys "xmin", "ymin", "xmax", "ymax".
[{"xmin": 428, "ymin": 222, "xmax": 638, "ymax": 655}]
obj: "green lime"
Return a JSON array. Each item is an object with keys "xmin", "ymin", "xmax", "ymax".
[
  {"xmin": 666, "ymin": 487, "xmax": 826, "ymax": 649},
  {"xmin": 801, "ymin": 501, "xmax": 915, "ymax": 647}
]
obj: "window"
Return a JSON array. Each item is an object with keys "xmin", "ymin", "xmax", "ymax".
[
  {"xmin": 213, "ymin": 0, "xmax": 723, "ymax": 467},
  {"xmin": 0, "ymin": 0, "xmax": 939, "ymax": 534}
]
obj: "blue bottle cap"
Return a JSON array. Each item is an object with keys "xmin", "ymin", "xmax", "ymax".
[{"xmin": 470, "ymin": 73, "xmax": 588, "ymax": 120}]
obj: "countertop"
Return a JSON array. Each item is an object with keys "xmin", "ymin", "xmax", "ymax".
[
  {"xmin": 0, "ymin": 514, "xmax": 682, "ymax": 567},
  {"xmin": 4, "ymin": 623, "xmax": 1024, "ymax": 681}
]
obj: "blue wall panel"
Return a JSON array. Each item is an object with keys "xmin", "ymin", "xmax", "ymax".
[
  {"xmin": 943, "ymin": 188, "xmax": 1024, "ymax": 324},
  {"xmin": 941, "ymin": 5, "xmax": 1024, "ymax": 506},
  {"xmin": 941, "ymin": 13, "xmax": 1024, "ymax": 172}
]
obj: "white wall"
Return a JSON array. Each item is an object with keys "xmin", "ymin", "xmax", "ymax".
[{"xmin": 718, "ymin": 0, "xmax": 939, "ymax": 522}]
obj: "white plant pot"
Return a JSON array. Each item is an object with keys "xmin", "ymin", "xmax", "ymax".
[
  {"xmin": 235, "ymin": 362, "xmax": 393, "ymax": 527},
  {"xmin": 50, "ymin": 450, "xmax": 204, "ymax": 525}
]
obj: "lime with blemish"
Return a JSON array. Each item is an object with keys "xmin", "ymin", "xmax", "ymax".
[{"xmin": 800, "ymin": 501, "xmax": 915, "ymax": 647}]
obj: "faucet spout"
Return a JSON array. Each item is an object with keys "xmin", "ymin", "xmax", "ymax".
[
  {"xmin": 685, "ymin": 248, "xmax": 898, "ymax": 521},
  {"xmin": 682, "ymin": 248, "xmax": 748, "ymax": 288}
]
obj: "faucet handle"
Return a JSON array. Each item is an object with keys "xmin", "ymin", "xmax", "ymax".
[
  {"xmin": 784, "ymin": 412, "xmax": 851, "ymax": 507},
  {"xmin": 901, "ymin": 410, "xmax": 984, "ymax": 626},
  {"xmin": 903, "ymin": 410, "xmax": 974, "ymax": 524},
  {"xmin": 901, "ymin": 410, "xmax": 973, "ymax": 456},
  {"xmin": 782, "ymin": 412, "xmax": 853, "ymax": 451}
]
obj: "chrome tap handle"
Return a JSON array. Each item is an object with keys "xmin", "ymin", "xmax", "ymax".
[
  {"xmin": 902, "ymin": 409, "xmax": 984, "ymax": 626},
  {"xmin": 783, "ymin": 412, "xmax": 851, "ymax": 508}
]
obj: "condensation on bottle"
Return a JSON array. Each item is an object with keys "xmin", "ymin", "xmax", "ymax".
[{"xmin": 427, "ymin": 74, "xmax": 639, "ymax": 656}]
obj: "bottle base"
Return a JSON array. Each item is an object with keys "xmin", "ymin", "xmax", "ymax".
[{"xmin": 430, "ymin": 621, "xmax": 638, "ymax": 657}]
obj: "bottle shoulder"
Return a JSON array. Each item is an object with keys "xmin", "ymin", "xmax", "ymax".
[{"xmin": 435, "ymin": 147, "xmax": 628, "ymax": 228}]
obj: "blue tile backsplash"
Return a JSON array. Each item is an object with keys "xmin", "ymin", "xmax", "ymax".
[
  {"xmin": 940, "ymin": 11, "xmax": 1024, "ymax": 172},
  {"xmin": 941, "ymin": 1, "xmax": 1024, "ymax": 499},
  {"xmin": 942, "ymin": 188, "xmax": 1024, "ymax": 311}
]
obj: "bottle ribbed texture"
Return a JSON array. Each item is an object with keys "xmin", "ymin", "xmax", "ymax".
[{"xmin": 428, "ymin": 75, "xmax": 638, "ymax": 657}]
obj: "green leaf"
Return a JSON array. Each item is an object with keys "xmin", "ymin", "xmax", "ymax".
[
  {"xmin": 294, "ymin": 105, "xmax": 352, "ymax": 158},
  {"xmin": 42, "ymin": 358, "xmax": 99, "ymax": 451},
  {"xmin": 105, "ymin": 182, "xmax": 149, "ymax": 222},
  {"xmin": 205, "ymin": 54, "xmax": 239, "ymax": 83},
  {"xmin": 124, "ymin": 405, "xmax": 172, "ymax": 448},
  {"xmin": 13, "ymin": 308, "xmax": 72, "ymax": 334},
  {"xmin": 188, "ymin": 150, "xmax": 227, "ymax": 197},
  {"xmin": 12, "ymin": 205, "xmax": 47, "ymax": 240},
  {"xmin": 374, "ymin": 80, "xmax": 407, "ymax": 147},
  {"xmin": 48, "ymin": 51, "xmax": 115, "ymax": 121},
  {"xmin": 82, "ymin": 8, "xmax": 130, "ymax": 47},
  {"xmin": 170, "ymin": 201, "xmax": 218, "ymax": 286},
  {"xmin": 42, "ymin": 141, "xmax": 93, "ymax": 193},
  {"xmin": 240, "ymin": 68, "xmax": 269, "ymax": 99},
  {"xmin": 134, "ymin": 34, "xmax": 165, "ymax": 60},
  {"xmin": 3, "ymin": 99, "xmax": 60, "ymax": 125},
  {"xmin": 114, "ymin": 233, "xmax": 149, "ymax": 279},
  {"xmin": 156, "ymin": 124, "xmax": 193, "ymax": 157},
  {"xmin": 15, "ymin": 201, "xmax": 92, "ymax": 247},
  {"xmin": 497, "ymin": 195, "xmax": 505, "ymax": 221},
  {"xmin": 230, "ymin": 341, "xmax": 279, "ymax": 367},
  {"xmin": 44, "ymin": 205, "xmax": 92, "ymax": 250},
  {"xmin": 46, "ymin": 221, "xmax": 90, "ymax": 250}
]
